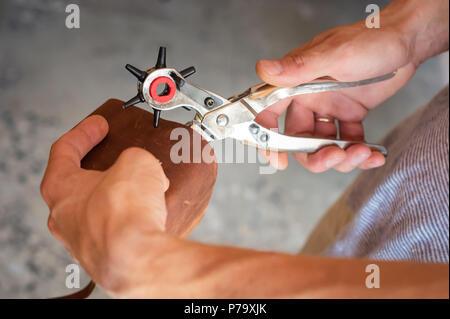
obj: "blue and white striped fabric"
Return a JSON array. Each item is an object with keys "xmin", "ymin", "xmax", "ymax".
[{"xmin": 326, "ymin": 86, "xmax": 449, "ymax": 263}]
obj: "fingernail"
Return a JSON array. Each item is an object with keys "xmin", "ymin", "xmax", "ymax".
[
  {"xmin": 351, "ymin": 152, "xmax": 370, "ymax": 166},
  {"xmin": 325, "ymin": 157, "xmax": 343, "ymax": 168},
  {"xmin": 260, "ymin": 60, "xmax": 283, "ymax": 75}
]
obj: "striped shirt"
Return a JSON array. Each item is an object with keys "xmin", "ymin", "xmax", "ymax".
[{"xmin": 326, "ymin": 86, "xmax": 449, "ymax": 263}]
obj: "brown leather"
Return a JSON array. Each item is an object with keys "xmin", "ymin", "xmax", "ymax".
[
  {"xmin": 51, "ymin": 280, "xmax": 96, "ymax": 299},
  {"xmin": 53, "ymin": 99, "xmax": 218, "ymax": 298}
]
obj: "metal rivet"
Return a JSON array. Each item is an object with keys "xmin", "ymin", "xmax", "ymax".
[
  {"xmin": 249, "ymin": 124, "xmax": 259, "ymax": 134},
  {"xmin": 204, "ymin": 97, "xmax": 215, "ymax": 108},
  {"xmin": 216, "ymin": 114, "xmax": 229, "ymax": 127},
  {"xmin": 260, "ymin": 133, "xmax": 269, "ymax": 142}
]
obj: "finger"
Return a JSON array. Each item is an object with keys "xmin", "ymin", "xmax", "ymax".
[
  {"xmin": 314, "ymin": 120, "xmax": 337, "ymax": 138},
  {"xmin": 293, "ymin": 146, "xmax": 346, "ymax": 173},
  {"xmin": 284, "ymin": 100, "xmax": 314, "ymax": 136},
  {"xmin": 41, "ymin": 115, "xmax": 109, "ymax": 205},
  {"xmin": 301, "ymin": 91, "xmax": 368, "ymax": 124},
  {"xmin": 339, "ymin": 121, "xmax": 365, "ymax": 141},
  {"xmin": 256, "ymin": 52, "xmax": 329, "ymax": 87},
  {"xmin": 257, "ymin": 148, "xmax": 288, "ymax": 170},
  {"xmin": 254, "ymin": 99, "xmax": 291, "ymax": 170},
  {"xmin": 49, "ymin": 115, "xmax": 109, "ymax": 172},
  {"xmin": 333, "ymin": 144, "xmax": 371, "ymax": 173},
  {"xmin": 325, "ymin": 92, "xmax": 368, "ymax": 122},
  {"xmin": 108, "ymin": 147, "xmax": 170, "ymax": 231},
  {"xmin": 358, "ymin": 151, "xmax": 386, "ymax": 170},
  {"xmin": 285, "ymin": 101, "xmax": 342, "ymax": 173},
  {"xmin": 284, "ymin": 93, "xmax": 358, "ymax": 138},
  {"xmin": 255, "ymin": 96, "xmax": 293, "ymax": 120}
]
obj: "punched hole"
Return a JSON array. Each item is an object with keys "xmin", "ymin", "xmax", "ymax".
[
  {"xmin": 150, "ymin": 76, "xmax": 176, "ymax": 103},
  {"xmin": 156, "ymin": 83, "xmax": 170, "ymax": 96}
]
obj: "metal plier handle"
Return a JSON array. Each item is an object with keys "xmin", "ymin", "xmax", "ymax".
[{"xmin": 124, "ymin": 47, "xmax": 395, "ymax": 156}]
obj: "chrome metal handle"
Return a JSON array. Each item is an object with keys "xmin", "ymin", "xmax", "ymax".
[{"xmin": 229, "ymin": 121, "xmax": 387, "ymax": 156}]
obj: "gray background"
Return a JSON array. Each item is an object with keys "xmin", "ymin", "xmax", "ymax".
[{"xmin": 0, "ymin": 0, "xmax": 448, "ymax": 298}]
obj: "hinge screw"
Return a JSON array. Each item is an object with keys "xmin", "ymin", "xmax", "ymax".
[
  {"xmin": 260, "ymin": 133, "xmax": 269, "ymax": 142},
  {"xmin": 216, "ymin": 114, "xmax": 229, "ymax": 127},
  {"xmin": 249, "ymin": 124, "xmax": 260, "ymax": 134},
  {"xmin": 204, "ymin": 97, "xmax": 215, "ymax": 108}
]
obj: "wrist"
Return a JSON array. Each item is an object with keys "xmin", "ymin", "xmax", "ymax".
[
  {"xmin": 93, "ymin": 229, "xmax": 168, "ymax": 297},
  {"xmin": 383, "ymin": 0, "xmax": 449, "ymax": 66},
  {"xmin": 78, "ymin": 205, "xmax": 167, "ymax": 295}
]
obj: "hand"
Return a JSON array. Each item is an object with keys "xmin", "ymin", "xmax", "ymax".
[
  {"xmin": 40, "ymin": 118, "xmax": 449, "ymax": 299},
  {"xmin": 255, "ymin": 8, "xmax": 419, "ymax": 172},
  {"xmin": 40, "ymin": 115, "xmax": 170, "ymax": 288}
]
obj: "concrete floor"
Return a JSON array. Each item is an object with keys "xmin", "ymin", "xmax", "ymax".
[{"xmin": 0, "ymin": 0, "xmax": 448, "ymax": 298}]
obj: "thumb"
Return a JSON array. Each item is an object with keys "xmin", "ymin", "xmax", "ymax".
[
  {"xmin": 256, "ymin": 50, "xmax": 329, "ymax": 87},
  {"xmin": 113, "ymin": 147, "xmax": 170, "ymax": 192}
]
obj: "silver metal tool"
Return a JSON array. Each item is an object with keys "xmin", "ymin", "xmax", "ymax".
[{"xmin": 124, "ymin": 47, "xmax": 395, "ymax": 156}]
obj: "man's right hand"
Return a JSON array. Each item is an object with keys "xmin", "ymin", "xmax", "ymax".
[{"xmin": 255, "ymin": 0, "xmax": 448, "ymax": 173}]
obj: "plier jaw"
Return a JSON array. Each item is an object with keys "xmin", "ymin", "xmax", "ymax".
[
  {"xmin": 124, "ymin": 47, "xmax": 393, "ymax": 156},
  {"xmin": 124, "ymin": 46, "xmax": 229, "ymax": 129}
]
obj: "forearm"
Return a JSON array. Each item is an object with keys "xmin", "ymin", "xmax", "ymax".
[
  {"xmin": 384, "ymin": 0, "xmax": 449, "ymax": 65},
  {"xmin": 102, "ymin": 232, "xmax": 449, "ymax": 298}
]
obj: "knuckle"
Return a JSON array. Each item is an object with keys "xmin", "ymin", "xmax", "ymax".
[
  {"xmin": 50, "ymin": 136, "xmax": 69, "ymax": 156},
  {"xmin": 49, "ymin": 140, "xmax": 59, "ymax": 155},
  {"xmin": 303, "ymin": 155, "xmax": 328, "ymax": 173},
  {"xmin": 309, "ymin": 166, "xmax": 327, "ymax": 173},
  {"xmin": 120, "ymin": 147, "xmax": 152, "ymax": 161},
  {"xmin": 285, "ymin": 54, "xmax": 306, "ymax": 69},
  {"xmin": 118, "ymin": 147, "xmax": 162, "ymax": 171},
  {"xmin": 335, "ymin": 165, "xmax": 354, "ymax": 173},
  {"xmin": 47, "ymin": 214, "xmax": 58, "ymax": 236},
  {"xmin": 338, "ymin": 41, "xmax": 358, "ymax": 61},
  {"xmin": 40, "ymin": 178, "xmax": 53, "ymax": 206},
  {"xmin": 305, "ymin": 160, "xmax": 327, "ymax": 173}
]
